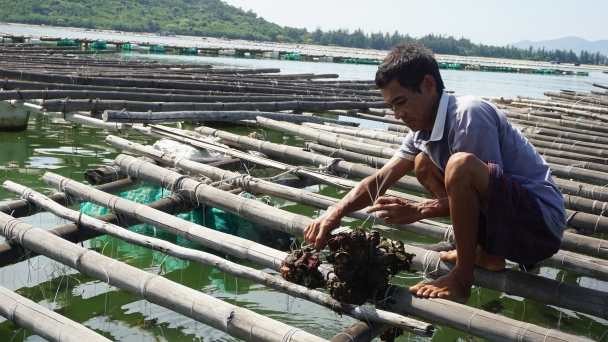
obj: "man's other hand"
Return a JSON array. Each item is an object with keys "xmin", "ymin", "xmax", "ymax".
[
  {"xmin": 366, "ymin": 196, "xmax": 422, "ymax": 224},
  {"xmin": 304, "ymin": 206, "xmax": 342, "ymax": 252}
]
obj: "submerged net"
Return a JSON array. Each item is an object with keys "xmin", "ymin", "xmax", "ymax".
[{"xmin": 82, "ymin": 183, "xmax": 292, "ymax": 254}]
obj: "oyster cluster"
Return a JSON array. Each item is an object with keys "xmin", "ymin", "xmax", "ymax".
[
  {"xmin": 326, "ymin": 227, "xmax": 415, "ymax": 305},
  {"xmin": 279, "ymin": 247, "xmax": 324, "ymax": 289}
]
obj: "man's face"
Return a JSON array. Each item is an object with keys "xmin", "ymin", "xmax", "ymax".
[{"xmin": 380, "ymin": 77, "xmax": 437, "ymax": 132}]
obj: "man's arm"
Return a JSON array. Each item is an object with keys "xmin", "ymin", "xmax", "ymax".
[{"xmin": 304, "ymin": 156, "xmax": 415, "ymax": 251}]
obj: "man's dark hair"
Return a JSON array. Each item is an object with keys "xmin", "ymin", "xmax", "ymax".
[{"xmin": 375, "ymin": 41, "xmax": 445, "ymax": 95}]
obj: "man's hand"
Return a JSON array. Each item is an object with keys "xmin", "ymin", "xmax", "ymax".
[
  {"xmin": 304, "ymin": 206, "xmax": 342, "ymax": 252},
  {"xmin": 366, "ymin": 196, "xmax": 423, "ymax": 224}
]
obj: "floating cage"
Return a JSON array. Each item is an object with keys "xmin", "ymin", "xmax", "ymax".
[
  {"xmin": 148, "ymin": 45, "xmax": 166, "ymax": 53},
  {"xmin": 284, "ymin": 53, "xmax": 301, "ymax": 60},
  {"xmin": 57, "ymin": 39, "xmax": 78, "ymax": 47},
  {"xmin": 178, "ymin": 47, "xmax": 198, "ymax": 55},
  {"xmin": 90, "ymin": 41, "xmax": 106, "ymax": 49}
]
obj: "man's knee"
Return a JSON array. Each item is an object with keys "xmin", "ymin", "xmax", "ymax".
[{"xmin": 444, "ymin": 152, "xmax": 481, "ymax": 186}]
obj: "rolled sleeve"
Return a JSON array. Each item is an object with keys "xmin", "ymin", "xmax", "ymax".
[{"xmin": 395, "ymin": 131, "xmax": 420, "ymax": 161}]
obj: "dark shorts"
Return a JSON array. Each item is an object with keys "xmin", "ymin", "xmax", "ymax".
[{"xmin": 478, "ymin": 162, "xmax": 561, "ymax": 265}]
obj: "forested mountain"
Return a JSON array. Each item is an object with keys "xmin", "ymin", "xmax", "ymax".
[
  {"xmin": 0, "ymin": 0, "xmax": 308, "ymax": 41},
  {"xmin": 0, "ymin": 0, "xmax": 606, "ymax": 64}
]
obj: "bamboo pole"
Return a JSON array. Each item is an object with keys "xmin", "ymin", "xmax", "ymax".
[
  {"xmin": 0, "ymin": 194, "xmax": 191, "ymax": 268},
  {"xmin": 0, "ymin": 212, "xmax": 328, "ymax": 342},
  {"xmin": 83, "ymin": 165, "xmax": 126, "ymax": 185},
  {"xmin": 193, "ymin": 125, "xmax": 427, "ymax": 193},
  {"xmin": 0, "ymin": 79, "xmax": 356, "ymax": 100},
  {"xmin": 515, "ymin": 97, "xmax": 608, "ymax": 115},
  {"xmin": 528, "ymin": 137, "xmax": 608, "ymax": 158},
  {"xmin": 0, "ymin": 285, "xmax": 112, "ymax": 342},
  {"xmin": 0, "ymin": 89, "xmax": 365, "ymax": 103},
  {"xmin": 302, "ymin": 122, "xmax": 406, "ymax": 144},
  {"xmin": 102, "ymin": 110, "xmax": 360, "ymax": 126},
  {"xmin": 516, "ymin": 123, "xmax": 608, "ymax": 146},
  {"xmin": 0, "ymin": 178, "xmax": 140, "ymax": 217},
  {"xmin": 330, "ymin": 322, "xmax": 387, "ymax": 342},
  {"xmin": 107, "ymin": 155, "xmax": 608, "ymax": 321},
  {"xmin": 504, "ymin": 111, "xmax": 608, "ymax": 135},
  {"xmin": 43, "ymin": 99, "xmax": 386, "ymax": 114},
  {"xmin": 105, "ymin": 136, "xmax": 608, "ymax": 277},
  {"xmin": 306, "ymin": 143, "xmax": 390, "ymax": 169},
  {"xmin": 545, "ymin": 91, "xmax": 608, "ymax": 108},
  {"xmin": 195, "ymin": 124, "xmax": 608, "ymax": 234},
  {"xmin": 255, "ymin": 117, "xmax": 397, "ymax": 159},
  {"xmin": 0, "ymin": 70, "xmax": 379, "ymax": 97},
  {"xmin": 6, "ymin": 182, "xmax": 432, "ymax": 335},
  {"xmin": 41, "ymin": 170, "xmax": 585, "ymax": 341}
]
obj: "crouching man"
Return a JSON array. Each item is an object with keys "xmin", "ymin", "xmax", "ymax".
[{"xmin": 303, "ymin": 41, "xmax": 566, "ymax": 304}]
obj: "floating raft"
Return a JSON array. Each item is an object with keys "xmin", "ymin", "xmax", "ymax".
[{"xmin": 0, "ymin": 50, "xmax": 607, "ymax": 341}]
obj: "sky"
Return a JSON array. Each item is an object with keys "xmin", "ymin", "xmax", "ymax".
[{"xmin": 223, "ymin": 0, "xmax": 607, "ymax": 46}]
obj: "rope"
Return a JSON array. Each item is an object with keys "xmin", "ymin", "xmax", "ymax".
[
  {"xmin": 443, "ymin": 225, "xmax": 454, "ymax": 244},
  {"xmin": 467, "ymin": 310, "xmax": 479, "ymax": 332},
  {"xmin": 281, "ymin": 328, "xmax": 302, "ymax": 342}
]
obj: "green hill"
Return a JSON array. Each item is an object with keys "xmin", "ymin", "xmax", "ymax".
[
  {"xmin": 0, "ymin": 0, "xmax": 308, "ymax": 42},
  {"xmin": 1, "ymin": 0, "xmax": 606, "ymax": 64}
]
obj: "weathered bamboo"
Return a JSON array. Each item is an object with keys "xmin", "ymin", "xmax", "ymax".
[
  {"xmin": 548, "ymin": 162, "xmax": 608, "ymax": 184},
  {"xmin": 326, "ymin": 109, "xmax": 403, "ymax": 125},
  {"xmin": 106, "ymin": 136, "xmax": 608, "ymax": 276},
  {"xmin": 6, "ymin": 182, "xmax": 432, "ymax": 335},
  {"xmin": 193, "ymin": 125, "xmax": 427, "ymax": 193},
  {"xmin": 517, "ymin": 123, "xmax": 608, "ymax": 146},
  {"xmin": 0, "ymin": 178, "xmax": 140, "ymax": 217},
  {"xmin": 504, "ymin": 111, "xmax": 608, "ymax": 134},
  {"xmin": 302, "ymin": 122, "xmax": 406, "ymax": 144},
  {"xmin": 528, "ymin": 137, "xmax": 608, "ymax": 158},
  {"xmin": 306, "ymin": 143, "xmax": 390, "ymax": 169},
  {"xmin": 523, "ymin": 131, "xmax": 608, "ymax": 151},
  {"xmin": 42, "ymin": 169, "xmax": 586, "ymax": 341},
  {"xmin": 0, "ymin": 89, "xmax": 364, "ymax": 103},
  {"xmin": 0, "ymin": 194, "xmax": 191, "ymax": 268},
  {"xmin": 330, "ymin": 322, "xmax": 387, "ymax": 342},
  {"xmin": 0, "ymin": 79, "xmax": 362, "ymax": 101},
  {"xmin": 545, "ymin": 91, "xmax": 608, "ymax": 108},
  {"xmin": 512, "ymin": 102, "xmax": 608, "ymax": 122},
  {"xmin": 83, "ymin": 165, "xmax": 126, "ymax": 185},
  {"xmin": 105, "ymin": 135, "xmax": 443, "ymax": 238},
  {"xmin": 256, "ymin": 117, "xmax": 397, "ymax": 158},
  {"xmin": 0, "ymin": 70, "xmax": 378, "ymax": 97},
  {"xmin": 0, "ymin": 212, "xmax": 327, "ymax": 342},
  {"xmin": 0, "ymin": 285, "xmax": 111, "ymax": 342},
  {"xmin": 515, "ymin": 97, "xmax": 608, "ymax": 115},
  {"xmin": 108, "ymin": 155, "xmax": 608, "ymax": 321},
  {"xmin": 43, "ymin": 99, "xmax": 386, "ymax": 114},
  {"xmin": 193, "ymin": 124, "xmax": 608, "ymax": 235},
  {"xmin": 102, "ymin": 110, "xmax": 360, "ymax": 126}
]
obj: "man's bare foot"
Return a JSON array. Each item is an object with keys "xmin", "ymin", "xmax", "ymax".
[
  {"xmin": 409, "ymin": 269, "xmax": 473, "ymax": 304},
  {"xmin": 439, "ymin": 245, "xmax": 506, "ymax": 272}
]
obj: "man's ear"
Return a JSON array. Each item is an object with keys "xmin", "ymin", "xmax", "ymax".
[{"xmin": 422, "ymin": 75, "xmax": 436, "ymax": 95}]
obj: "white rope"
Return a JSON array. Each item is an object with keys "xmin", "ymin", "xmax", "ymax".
[{"xmin": 281, "ymin": 327, "xmax": 302, "ymax": 342}]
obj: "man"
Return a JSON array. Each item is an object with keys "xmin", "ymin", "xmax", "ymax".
[{"xmin": 303, "ymin": 41, "xmax": 566, "ymax": 304}]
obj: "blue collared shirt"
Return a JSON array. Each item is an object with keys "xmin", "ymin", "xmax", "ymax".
[{"xmin": 395, "ymin": 92, "xmax": 566, "ymax": 237}]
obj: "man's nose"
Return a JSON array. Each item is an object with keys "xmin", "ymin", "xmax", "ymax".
[{"xmin": 394, "ymin": 108, "xmax": 405, "ymax": 120}]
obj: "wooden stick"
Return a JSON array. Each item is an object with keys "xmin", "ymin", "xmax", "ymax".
[{"xmin": 0, "ymin": 285, "xmax": 112, "ymax": 342}]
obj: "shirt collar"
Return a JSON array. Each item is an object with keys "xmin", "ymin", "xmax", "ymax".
[{"xmin": 429, "ymin": 91, "xmax": 449, "ymax": 141}]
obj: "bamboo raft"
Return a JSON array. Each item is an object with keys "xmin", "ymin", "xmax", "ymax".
[{"xmin": 1, "ymin": 52, "xmax": 608, "ymax": 341}]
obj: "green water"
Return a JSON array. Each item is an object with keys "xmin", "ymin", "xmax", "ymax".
[{"xmin": 1, "ymin": 113, "xmax": 607, "ymax": 341}]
